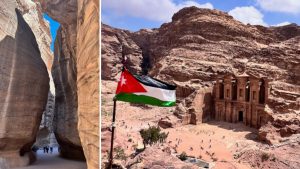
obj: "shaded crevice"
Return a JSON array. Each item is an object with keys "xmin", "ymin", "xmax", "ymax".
[
  {"xmin": 115, "ymin": 33, "xmax": 126, "ymax": 62},
  {"xmin": 48, "ymin": 17, "xmax": 85, "ymax": 161},
  {"xmin": 54, "ymin": 133, "xmax": 86, "ymax": 161},
  {"xmin": 141, "ymin": 49, "xmax": 151, "ymax": 75}
]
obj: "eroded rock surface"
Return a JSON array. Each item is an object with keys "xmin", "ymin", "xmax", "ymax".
[
  {"xmin": 52, "ymin": 27, "xmax": 84, "ymax": 160},
  {"xmin": 76, "ymin": 0, "xmax": 100, "ymax": 168},
  {"xmin": 40, "ymin": 0, "xmax": 77, "ymax": 58},
  {"xmin": 101, "ymin": 24, "xmax": 143, "ymax": 80},
  {"xmin": 102, "ymin": 7, "xmax": 300, "ymax": 144},
  {"xmin": 126, "ymin": 146, "xmax": 199, "ymax": 169},
  {"xmin": 0, "ymin": 1, "xmax": 49, "ymax": 168},
  {"xmin": 42, "ymin": 0, "xmax": 99, "ymax": 167},
  {"xmin": 41, "ymin": 0, "xmax": 85, "ymax": 160},
  {"xmin": 25, "ymin": 0, "xmax": 57, "ymax": 153}
]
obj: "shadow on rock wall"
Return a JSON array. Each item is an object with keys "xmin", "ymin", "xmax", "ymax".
[{"xmin": 0, "ymin": 8, "xmax": 49, "ymax": 168}]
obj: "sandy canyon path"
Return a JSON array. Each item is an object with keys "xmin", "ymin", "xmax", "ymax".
[{"xmin": 15, "ymin": 148, "xmax": 87, "ymax": 169}]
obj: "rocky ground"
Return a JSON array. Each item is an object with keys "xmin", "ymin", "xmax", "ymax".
[{"xmin": 101, "ymin": 100, "xmax": 300, "ymax": 169}]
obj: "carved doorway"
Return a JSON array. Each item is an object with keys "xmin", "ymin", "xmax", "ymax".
[{"xmin": 238, "ymin": 111, "xmax": 243, "ymax": 122}]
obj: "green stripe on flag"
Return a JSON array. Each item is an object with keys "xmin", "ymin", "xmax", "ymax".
[{"xmin": 115, "ymin": 93, "xmax": 175, "ymax": 107}]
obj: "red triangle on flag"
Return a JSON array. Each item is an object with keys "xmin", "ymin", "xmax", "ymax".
[{"xmin": 115, "ymin": 69, "xmax": 147, "ymax": 94}]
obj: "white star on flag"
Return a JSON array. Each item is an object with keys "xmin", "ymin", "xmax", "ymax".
[{"xmin": 120, "ymin": 75, "xmax": 127, "ymax": 86}]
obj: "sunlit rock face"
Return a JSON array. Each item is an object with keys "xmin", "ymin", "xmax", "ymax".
[
  {"xmin": 19, "ymin": 0, "xmax": 56, "ymax": 150},
  {"xmin": 102, "ymin": 7, "xmax": 300, "ymax": 144},
  {"xmin": 76, "ymin": 0, "xmax": 100, "ymax": 168},
  {"xmin": 101, "ymin": 24, "xmax": 143, "ymax": 80},
  {"xmin": 21, "ymin": 0, "xmax": 53, "ymax": 71},
  {"xmin": 42, "ymin": 0, "xmax": 100, "ymax": 166},
  {"xmin": 0, "ymin": 1, "xmax": 49, "ymax": 168}
]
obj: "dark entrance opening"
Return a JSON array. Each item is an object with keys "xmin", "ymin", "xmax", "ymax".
[
  {"xmin": 259, "ymin": 80, "xmax": 265, "ymax": 104},
  {"xmin": 238, "ymin": 111, "xmax": 243, "ymax": 122},
  {"xmin": 219, "ymin": 82, "xmax": 224, "ymax": 99},
  {"xmin": 245, "ymin": 82, "xmax": 250, "ymax": 102},
  {"xmin": 259, "ymin": 116, "xmax": 262, "ymax": 127},
  {"xmin": 232, "ymin": 80, "xmax": 237, "ymax": 100},
  {"xmin": 190, "ymin": 113, "xmax": 197, "ymax": 125}
]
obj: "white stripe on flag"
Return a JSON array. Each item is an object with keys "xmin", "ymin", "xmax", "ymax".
[{"xmin": 133, "ymin": 84, "xmax": 176, "ymax": 102}]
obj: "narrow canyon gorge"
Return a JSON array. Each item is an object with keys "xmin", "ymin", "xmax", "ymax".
[{"xmin": 0, "ymin": 0, "xmax": 99, "ymax": 169}]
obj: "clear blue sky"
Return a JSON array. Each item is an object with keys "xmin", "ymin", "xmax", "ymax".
[
  {"xmin": 43, "ymin": 14, "xmax": 60, "ymax": 51},
  {"xmin": 102, "ymin": 0, "xmax": 300, "ymax": 31}
]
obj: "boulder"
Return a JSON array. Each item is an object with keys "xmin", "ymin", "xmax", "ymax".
[
  {"xmin": 126, "ymin": 146, "xmax": 199, "ymax": 169},
  {"xmin": 258, "ymin": 122, "xmax": 281, "ymax": 144}
]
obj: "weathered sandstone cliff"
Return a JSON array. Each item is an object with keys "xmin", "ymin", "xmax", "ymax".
[
  {"xmin": 15, "ymin": 0, "xmax": 56, "ymax": 153},
  {"xmin": 76, "ymin": 0, "xmax": 99, "ymax": 168},
  {"xmin": 41, "ymin": 0, "xmax": 99, "ymax": 167},
  {"xmin": 40, "ymin": 0, "xmax": 85, "ymax": 160},
  {"xmin": 52, "ymin": 26, "xmax": 84, "ymax": 159},
  {"xmin": 0, "ymin": 0, "xmax": 97, "ymax": 167},
  {"xmin": 102, "ymin": 6, "xmax": 300, "ymax": 145},
  {"xmin": 101, "ymin": 24, "xmax": 142, "ymax": 80},
  {"xmin": 0, "ymin": 0, "xmax": 49, "ymax": 168}
]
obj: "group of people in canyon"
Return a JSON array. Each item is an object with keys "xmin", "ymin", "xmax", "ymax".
[{"xmin": 43, "ymin": 146, "xmax": 53, "ymax": 154}]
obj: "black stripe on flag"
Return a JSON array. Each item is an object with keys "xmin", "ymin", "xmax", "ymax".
[{"xmin": 134, "ymin": 74, "xmax": 177, "ymax": 90}]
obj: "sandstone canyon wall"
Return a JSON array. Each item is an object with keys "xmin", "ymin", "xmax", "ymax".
[
  {"xmin": 17, "ymin": 0, "xmax": 56, "ymax": 152},
  {"xmin": 102, "ymin": 7, "xmax": 300, "ymax": 144},
  {"xmin": 0, "ymin": 0, "xmax": 99, "ymax": 167},
  {"xmin": 51, "ymin": 26, "xmax": 84, "ymax": 159},
  {"xmin": 40, "ymin": 0, "xmax": 85, "ymax": 160},
  {"xmin": 76, "ymin": 0, "xmax": 100, "ymax": 168},
  {"xmin": 41, "ymin": 0, "xmax": 99, "ymax": 167},
  {"xmin": 0, "ymin": 0, "xmax": 50, "ymax": 168}
]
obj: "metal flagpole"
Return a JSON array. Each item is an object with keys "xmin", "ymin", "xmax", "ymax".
[
  {"xmin": 108, "ymin": 98, "xmax": 117, "ymax": 169},
  {"xmin": 108, "ymin": 44, "xmax": 125, "ymax": 169}
]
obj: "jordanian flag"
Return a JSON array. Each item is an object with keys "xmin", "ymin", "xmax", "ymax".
[{"xmin": 115, "ymin": 68, "xmax": 176, "ymax": 107}]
